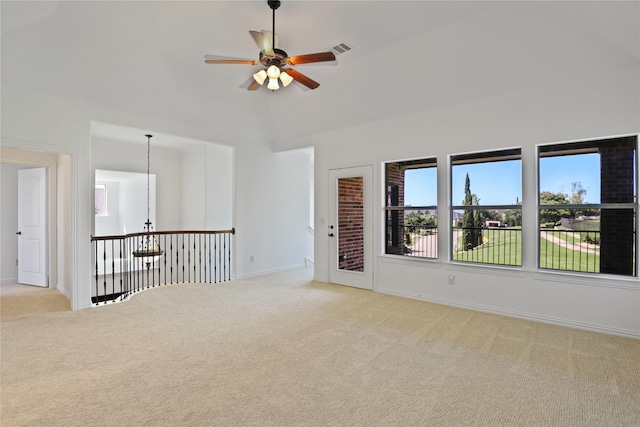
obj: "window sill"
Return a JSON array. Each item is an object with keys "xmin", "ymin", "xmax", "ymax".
[
  {"xmin": 379, "ymin": 255, "xmax": 441, "ymax": 268},
  {"xmin": 531, "ymin": 269, "xmax": 639, "ymax": 290},
  {"xmin": 446, "ymin": 261, "xmax": 527, "ymax": 278}
]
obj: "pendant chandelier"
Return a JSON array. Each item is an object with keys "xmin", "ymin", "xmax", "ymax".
[{"xmin": 132, "ymin": 134, "xmax": 163, "ymax": 266}]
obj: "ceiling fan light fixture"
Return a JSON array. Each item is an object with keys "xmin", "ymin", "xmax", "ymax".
[
  {"xmin": 204, "ymin": 0, "xmax": 336, "ymax": 91},
  {"xmin": 253, "ymin": 69, "xmax": 268, "ymax": 85},
  {"xmin": 279, "ymin": 70, "xmax": 293, "ymax": 87},
  {"xmin": 267, "ymin": 78, "xmax": 280, "ymax": 90},
  {"xmin": 266, "ymin": 64, "xmax": 281, "ymax": 79}
]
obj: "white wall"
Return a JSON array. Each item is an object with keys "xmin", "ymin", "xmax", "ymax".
[
  {"xmin": 92, "ymin": 138, "xmax": 181, "ymax": 231},
  {"xmin": 181, "ymin": 146, "xmax": 206, "ymax": 229},
  {"xmin": 278, "ymin": 65, "xmax": 640, "ymax": 338},
  {"xmin": 234, "ymin": 143, "xmax": 314, "ymax": 278},
  {"xmin": 205, "ymin": 144, "xmax": 234, "ymax": 230},
  {"xmin": 1, "ymin": 164, "xmax": 20, "ymax": 283}
]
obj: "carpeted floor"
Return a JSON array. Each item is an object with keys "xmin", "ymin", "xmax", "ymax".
[{"xmin": 2, "ymin": 268, "xmax": 639, "ymax": 426}]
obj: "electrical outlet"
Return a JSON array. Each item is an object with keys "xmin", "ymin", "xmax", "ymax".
[{"xmin": 448, "ymin": 275, "xmax": 455, "ymax": 285}]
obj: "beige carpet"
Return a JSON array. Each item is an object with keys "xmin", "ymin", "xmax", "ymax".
[{"xmin": 2, "ymin": 268, "xmax": 639, "ymax": 426}]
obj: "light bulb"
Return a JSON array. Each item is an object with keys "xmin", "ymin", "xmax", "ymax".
[
  {"xmin": 267, "ymin": 78, "xmax": 280, "ymax": 90},
  {"xmin": 266, "ymin": 65, "xmax": 281, "ymax": 79},
  {"xmin": 253, "ymin": 69, "xmax": 267, "ymax": 85},
  {"xmin": 279, "ymin": 71, "xmax": 293, "ymax": 87}
]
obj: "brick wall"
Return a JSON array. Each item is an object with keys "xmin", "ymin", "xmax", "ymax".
[
  {"xmin": 599, "ymin": 136, "xmax": 636, "ymax": 275},
  {"xmin": 385, "ymin": 163, "xmax": 405, "ymax": 255},
  {"xmin": 338, "ymin": 177, "xmax": 364, "ymax": 272}
]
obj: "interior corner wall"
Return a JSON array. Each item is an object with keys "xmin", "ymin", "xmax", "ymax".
[
  {"xmin": 304, "ymin": 66, "xmax": 640, "ymax": 337},
  {"xmin": 181, "ymin": 145, "xmax": 206, "ymax": 229},
  {"xmin": 205, "ymin": 144, "xmax": 234, "ymax": 230},
  {"xmin": 234, "ymin": 142, "xmax": 313, "ymax": 278}
]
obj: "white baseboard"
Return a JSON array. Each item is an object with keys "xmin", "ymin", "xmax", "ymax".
[
  {"xmin": 378, "ymin": 287, "xmax": 640, "ymax": 339},
  {"xmin": 57, "ymin": 283, "xmax": 72, "ymax": 299},
  {"xmin": 1, "ymin": 277, "xmax": 18, "ymax": 285},
  {"xmin": 236, "ymin": 263, "xmax": 307, "ymax": 279}
]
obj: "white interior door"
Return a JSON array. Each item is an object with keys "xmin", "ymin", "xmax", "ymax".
[
  {"xmin": 18, "ymin": 167, "xmax": 47, "ymax": 287},
  {"xmin": 328, "ymin": 166, "xmax": 373, "ymax": 290}
]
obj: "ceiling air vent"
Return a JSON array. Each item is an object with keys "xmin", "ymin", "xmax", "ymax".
[{"xmin": 329, "ymin": 42, "xmax": 353, "ymax": 55}]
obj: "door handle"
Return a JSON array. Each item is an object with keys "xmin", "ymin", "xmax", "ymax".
[
  {"xmin": 16, "ymin": 231, "xmax": 22, "ymax": 235},
  {"xmin": 328, "ymin": 233, "xmax": 334, "ymax": 237}
]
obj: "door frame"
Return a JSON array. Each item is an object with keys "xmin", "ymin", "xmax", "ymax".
[
  {"xmin": 1, "ymin": 147, "xmax": 60, "ymax": 291},
  {"xmin": 328, "ymin": 165, "xmax": 374, "ymax": 290}
]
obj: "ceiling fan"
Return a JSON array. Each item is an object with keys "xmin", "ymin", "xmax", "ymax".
[{"xmin": 204, "ymin": 0, "xmax": 336, "ymax": 91}]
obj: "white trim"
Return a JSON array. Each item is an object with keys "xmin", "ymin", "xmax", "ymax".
[
  {"xmin": 57, "ymin": 283, "xmax": 72, "ymax": 300},
  {"xmin": 236, "ymin": 262, "xmax": 306, "ymax": 279}
]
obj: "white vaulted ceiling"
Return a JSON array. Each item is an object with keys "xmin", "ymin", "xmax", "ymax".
[{"xmin": 2, "ymin": 1, "xmax": 638, "ymax": 147}]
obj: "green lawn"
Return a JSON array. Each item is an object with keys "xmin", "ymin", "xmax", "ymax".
[
  {"xmin": 453, "ymin": 228, "xmax": 522, "ymax": 266},
  {"xmin": 539, "ymin": 236, "xmax": 600, "ymax": 273},
  {"xmin": 452, "ymin": 228, "xmax": 603, "ymax": 273}
]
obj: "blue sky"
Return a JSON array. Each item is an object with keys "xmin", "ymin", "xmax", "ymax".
[
  {"xmin": 403, "ymin": 153, "xmax": 603, "ymax": 207},
  {"xmin": 539, "ymin": 153, "xmax": 600, "ymax": 203}
]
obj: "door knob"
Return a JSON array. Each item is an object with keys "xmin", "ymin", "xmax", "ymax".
[
  {"xmin": 328, "ymin": 233, "xmax": 334, "ymax": 237},
  {"xmin": 16, "ymin": 231, "xmax": 22, "ymax": 235}
]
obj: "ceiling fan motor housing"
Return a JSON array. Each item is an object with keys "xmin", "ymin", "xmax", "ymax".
[
  {"xmin": 268, "ymin": 1, "xmax": 281, "ymax": 11},
  {"xmin": 259, "ymin": 48, "xmax": 289, "ymax": 67}
]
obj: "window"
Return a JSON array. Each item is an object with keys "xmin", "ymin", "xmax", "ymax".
[
  {"xmin": 538, "ymin": 136, "xmax": 637, "ymax": 276},
  {"xmin": 385, "ymin": 158, "xmax": 437, "ymax": 258},
  {"xmin": 451, "ymin": 148, "xmax": 522, "ymax": 266},
  {"xmin": 95, "ymin": 184, "xmax": 107, "ymax": 216}
]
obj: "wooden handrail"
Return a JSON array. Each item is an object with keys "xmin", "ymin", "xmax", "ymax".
[{"xmin": 91, "ymin": 228, "xmax": 235, "ymax": 241}]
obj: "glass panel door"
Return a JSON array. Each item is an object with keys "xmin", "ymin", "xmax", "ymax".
[{"xmin": 329, "ymin": 166, "xmax": 372, "ymax": 289}]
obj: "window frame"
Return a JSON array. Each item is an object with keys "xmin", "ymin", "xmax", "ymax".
[
  {"xmin": 449, "ymin": 147, "xmax": 523, "ymax": 267},
  {"xmin": 383, "ymin": 157, "xmax": 438, "ymax": 260},
  {"xmin": 536, "ymin": 135, "xmax": 638, "ymax": 277},
  {"xmin": 95, "ymin": 184, "xmax": 108, "ymax": 217}
]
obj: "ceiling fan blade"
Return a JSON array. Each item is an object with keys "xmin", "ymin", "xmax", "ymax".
[
  {"xmin": 239, "ymin": 76, "xmax": 262, "ymax": 90},
  {"xmin": 247, "ymin": 80, "xmax": 261, "ymax": 91},
  {"xmin": 287, "ymin": 51, "xmax": 336, "ymax": 65},
  {"xmin": 204, "ymin": 55, "xmax": 258, "ymax": 65},
  {"xmin": 249, "ymin": 30, "xmax": 279, "ymax": 53},
  {"xmin": 283, "ymin": 68, "xmax": 320, "ymax": 90}
]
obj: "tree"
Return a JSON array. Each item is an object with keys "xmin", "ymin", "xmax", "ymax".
[
  {"xmin": 569, "ymin": 182, "xmax": 586, "ymax": 205},
  {"xmin": 405, "ymin": 211, "xmax": 437, "ymax": 230},
  {"xmin": 539, "ymin": 191, "xmax": 569, "ymax": 224},
  {"xmin": 478, "ymin": 209, "xmax": 501, "ymax": 224},
  {"xmin": 569, "ymin": 181, "xmax": 598, "ymax": 217},
  {"xmin": 504, "ymin": 207, "xmax": 522, "ymax": 226},
  {"xmin": 462, "ymin": 173, "xmax": 483, "ymax": 250}
]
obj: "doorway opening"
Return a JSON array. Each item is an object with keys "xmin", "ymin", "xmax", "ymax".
[{"xmin": 0, "ymin": 147, "xmax": 73, "ymax": 305}]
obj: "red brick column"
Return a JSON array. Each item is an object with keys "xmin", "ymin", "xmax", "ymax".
[
  {"xmin": 338, "ymin": 177, "xmax": 364, "ymax": 271},
  {"xmin": 385, "ymin": 163, "xmax": 405, "ymax": 255},
  {"xmin": 599, "ymin": 136, "xmax": 636, "ymax": 276}
]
